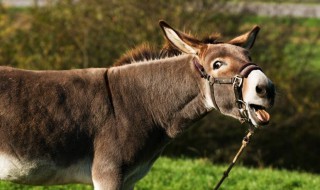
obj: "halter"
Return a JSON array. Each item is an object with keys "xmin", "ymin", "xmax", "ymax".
[
  {"xmin": 193, "ymin": 58, "xmax": 262, "ymax": 125},
  {"xmin": 193, "ymin": 57, "xmax": 263, "ymax": 190}
]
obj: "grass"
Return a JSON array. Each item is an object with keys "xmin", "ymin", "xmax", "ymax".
[{"xmin": 0, "ymin": 157, "xmax": 319, "ymax": 190}]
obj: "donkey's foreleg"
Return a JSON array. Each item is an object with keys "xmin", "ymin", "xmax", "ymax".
[{"xmin": 92, "ymin": 160, "xmax": 122, "ymax": 190}]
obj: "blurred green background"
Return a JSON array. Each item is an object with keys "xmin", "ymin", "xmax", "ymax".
[{"xmin": 0, "ymin": 0, "xmax": 319, "ymax": 175}]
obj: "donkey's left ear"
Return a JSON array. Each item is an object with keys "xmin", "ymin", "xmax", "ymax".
[
  {"xmin": 228, "ymin": 26, "xmax": 260, "ymax": 50},
  {"xmin": 159, "ymin": 20, "xmax": 202, "ymax": 54}
]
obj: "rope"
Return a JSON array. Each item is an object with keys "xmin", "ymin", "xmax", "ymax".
[{"xmin": 213, "ymin": 127, "xmax": 255, "ymax": 190}]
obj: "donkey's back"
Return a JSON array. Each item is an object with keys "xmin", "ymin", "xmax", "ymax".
[{"xmin": 0, "ymin": 66, "xmax": 109, "ymax": 185}]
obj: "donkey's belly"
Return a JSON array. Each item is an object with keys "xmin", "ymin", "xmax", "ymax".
[{"xmin": 0, "ymin": 153, "xmax": 92, "ymax": 185}]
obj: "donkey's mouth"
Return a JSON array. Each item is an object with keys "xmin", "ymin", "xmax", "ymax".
[{"xmin": 248, "ymin": 104, "xmax": 270, "ymax": 126}]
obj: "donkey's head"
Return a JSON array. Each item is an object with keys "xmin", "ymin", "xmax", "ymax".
[{"xmin": 159, "ymin": 21, "xmax": 275, "ymax": 127}]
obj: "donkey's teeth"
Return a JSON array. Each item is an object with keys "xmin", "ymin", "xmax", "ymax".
[{"xmin": 255, "ymin": 109, "xmax": 270, "ymax": 123}]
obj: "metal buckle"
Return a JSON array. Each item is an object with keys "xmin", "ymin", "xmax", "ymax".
[
  {"xmin": 209, "ymin": 76, "xmax": 215, "ymax": 86},
  {"xmin": 233, "ymin": 75, "xmax": 243, "ymax": 87},
  {"xmin": 237, "ymin": 100, "xmax": 252, "ymax": 124},
  {"xmin": 236, "ymin": 99, "xmax": 245, "ymax": 107},
  {"xmin": 239, "ymin": 111, "xmax": 250, "ymax": 124}
]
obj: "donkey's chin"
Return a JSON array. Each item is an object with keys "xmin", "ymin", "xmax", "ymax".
[{"xmin": 246, "ymin": 103, "xmax": 271, "ymax": 127}]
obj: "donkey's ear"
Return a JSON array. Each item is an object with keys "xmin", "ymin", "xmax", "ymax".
[
  {"xmin": 159, "ymin": 20, "xmax": 202, "ymax": 54},
  {"xmin": 228, "ymin": 26, "xmax": 260, "ymax": 50}
]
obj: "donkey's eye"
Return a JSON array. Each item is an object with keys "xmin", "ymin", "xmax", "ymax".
[{"xmin": 213, "ymin": 61, "xmax": 224, "ymax": 70}]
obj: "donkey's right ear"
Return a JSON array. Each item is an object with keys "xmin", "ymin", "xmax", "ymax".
[
  {"xmin": 228, "ymin": 26, "xmax": 260, "ymax": 50},
  {"xmin": 159, "ymin": 20, "xmax": 202, "ymax": 54}
]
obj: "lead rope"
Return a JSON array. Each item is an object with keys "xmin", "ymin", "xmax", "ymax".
[{"xmin": 213, "ymin": 125, "xmax": 255, "ymax": 190}]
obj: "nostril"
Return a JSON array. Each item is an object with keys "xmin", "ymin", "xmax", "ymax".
[{"xmin": 256, "ymin": 85, "xmax": 266, "ymax": 96}]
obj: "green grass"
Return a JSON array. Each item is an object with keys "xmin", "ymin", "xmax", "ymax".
[{"xmin": 1, "ymin": 157, "xmax": 319, "ymax": 190}]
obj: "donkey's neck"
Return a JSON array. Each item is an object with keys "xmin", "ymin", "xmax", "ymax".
[{"xmin": 109, "ymin": 54, "xmax": 214, "ymax": 138}]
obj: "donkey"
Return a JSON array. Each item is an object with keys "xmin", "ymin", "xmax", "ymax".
[{"xmin": 0, "ymin": 21, "xmax": 275, "ymax": 190}]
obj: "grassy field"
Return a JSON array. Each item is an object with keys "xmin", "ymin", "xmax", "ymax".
[{"xmin": 1, "ymin": 157, "xmax": 319, "ymax": 190}]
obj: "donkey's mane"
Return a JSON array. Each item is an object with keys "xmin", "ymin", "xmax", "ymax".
[
  {"xmin": 113, "ymin": 33, "xmax": 221, "ymax": 66},
  {"xmin": 113, "ymin": 43, "xmax": 181, "ymax": 66}
]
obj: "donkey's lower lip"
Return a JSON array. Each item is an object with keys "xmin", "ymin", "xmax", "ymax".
[{"xmin": 249, "ymin": 104, "xmax": 270, "ymax": 125}]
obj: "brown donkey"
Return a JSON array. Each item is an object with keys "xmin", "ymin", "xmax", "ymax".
[{"xmin": 0, "ymin": 21, "xmax": 275, "ymax": 190}]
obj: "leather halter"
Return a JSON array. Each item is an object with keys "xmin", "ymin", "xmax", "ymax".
[{"xmin": 193, "ymin": 58, "xmax": 262, "ymax": 124}]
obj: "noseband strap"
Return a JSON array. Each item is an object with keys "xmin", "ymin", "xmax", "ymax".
[
  {"xmin": 193, "ymin": 58, "xmax": 262, "ymax": 124},
  {"xmin": 239, "ymin": 63, "xmax": 262, "ymax": 77}
]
